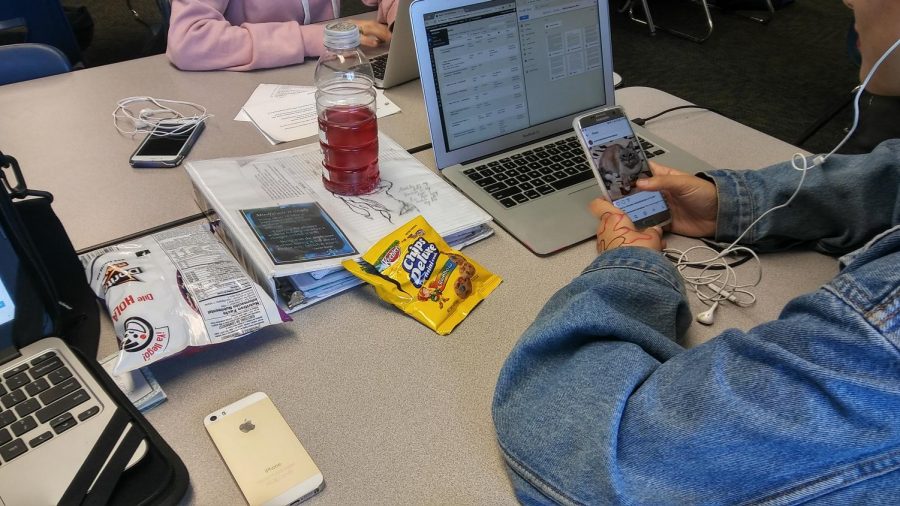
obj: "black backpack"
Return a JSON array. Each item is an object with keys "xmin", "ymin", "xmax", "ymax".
[
  {"xmin": 0, "ymin": 150, "xmax": 99, "ymax": 357},
  {"xmin": 1, "ymin": 149, "xmax": 189, "ymax": 505}
]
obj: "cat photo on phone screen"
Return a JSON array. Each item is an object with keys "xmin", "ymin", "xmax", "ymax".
[{"xmin": 588, "ymin": 136, "xmax": 650, "ymax": 199}]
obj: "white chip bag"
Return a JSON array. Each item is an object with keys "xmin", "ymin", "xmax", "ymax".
[{"xmin": 81, "ymin": 223, "xmax": 287, "ymax": 374}]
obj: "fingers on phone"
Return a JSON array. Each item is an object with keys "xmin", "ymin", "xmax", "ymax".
[
  {"xmin": 649, "ymin": 161, "xmax": 689, "ymax": 177},
  {"xmin": 588, "ymin": 197, "xmax": 616, "ymax": 217}
]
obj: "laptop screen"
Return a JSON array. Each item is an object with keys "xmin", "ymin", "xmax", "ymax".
[
  {"xmin": 0, "ymin": 204, "xmax": 53, "ymax": 352},
  {"xmin": 422, "ymin": 0, "xmax": 609, "ymax": 153},
  {"xmin": 0, "ymin": 273, "xmax": 14, "ymax": 329}
]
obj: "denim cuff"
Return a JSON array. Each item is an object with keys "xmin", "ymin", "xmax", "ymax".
[
  {"xmin": 705, "ymin": 169, "xmax": 758, "ymax": 245},
  {"xmin": 581, "ymin": 247, "xmax": 686, "ymax": 297}
]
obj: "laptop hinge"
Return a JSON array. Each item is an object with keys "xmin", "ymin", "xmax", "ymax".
[{"xmin": 0, "ymin": 346, "xmax": 21, "ymax": 367}]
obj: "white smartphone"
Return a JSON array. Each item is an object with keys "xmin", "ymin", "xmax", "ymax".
[
  {"xmin": 573, "ymin": 106, "xmax": 672, "ymax": 229},
  {"xmin": 205, "ymin": 392, "xmax": 325, "ymax": 506},
  {"xmin": 128, "ymin": 119, "xmax": 205, "ymax": 168}
]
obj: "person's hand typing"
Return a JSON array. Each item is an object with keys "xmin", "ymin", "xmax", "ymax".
[
  {"xmin": 351, "ymin": 20, "xmax": 392, "ymax": 47},
  {"xmin": 589, "ymin": 199, "xmax": 665, "ymax": 254},
  {"xmin": 635, "ymin": 162, "xmax": 718, "ymax": 238}
]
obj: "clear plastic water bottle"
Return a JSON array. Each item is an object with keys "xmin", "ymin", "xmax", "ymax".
[{"xmin": 314, "ymin": 21, "xmax": 380, "ymax": 196}]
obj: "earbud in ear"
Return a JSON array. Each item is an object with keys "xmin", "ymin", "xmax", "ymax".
[{"xmin": 696, "ymin": 302, "xmax": 719, "ymax": 326}]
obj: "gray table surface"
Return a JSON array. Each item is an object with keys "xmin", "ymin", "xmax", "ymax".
[
  {"xmin": 0, "ymin": 54, "xmax": 429, "ymax": 251},
  {"xmin": 4, "ymin": 57, "xmax": 839, "ymax": 504}
]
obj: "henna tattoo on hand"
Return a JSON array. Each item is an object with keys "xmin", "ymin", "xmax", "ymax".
[{"xmin": 597, "ymin": 211, "xmax": 653, "ymax": 252}]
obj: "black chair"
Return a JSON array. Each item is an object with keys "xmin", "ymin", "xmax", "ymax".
[
  {"xmin": 622, "ymin": 0, "xmax": 715, "ymax": 43},
  {"xmin": 0, "ymin": 43, "xmax": 72, "ymax": 86},
  {"xmin": 149, "ymin": 0, "xmax": 172, "ymax": 54},
  {"xmin": 156, "ymin": 0, "xmax": 172, "ymax": 20},
  {"xmin": 129, "ymin": 0, "xmax": 170, "ymax": 55},
  {"xmin": 0, "ymin": 0, "xmax": 83, "ymax": 66},
  {"xmin": 622, "ymin": 0, "xmax": 778, "ymax": 44}
]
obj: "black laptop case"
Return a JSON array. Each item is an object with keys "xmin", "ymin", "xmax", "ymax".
[{"xmin": 1, "ymin": 150, "xmax": 188, "ymax": 505}]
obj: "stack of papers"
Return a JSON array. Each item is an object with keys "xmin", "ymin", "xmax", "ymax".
[
  {"xmin": 236, "ymin": 84, "xmax": 401, "ymax": 144},
  {"xmin": 186, "ymin": 134, "xmax": 495, "ymax": 312}
]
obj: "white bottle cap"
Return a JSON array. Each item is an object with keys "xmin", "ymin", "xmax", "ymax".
[{"xmin": 324, "ymin": 21, "xmax": 361, "ymax": 50}]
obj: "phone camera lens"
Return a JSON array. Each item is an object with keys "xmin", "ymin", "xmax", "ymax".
[{"xmin": 210, "ymin": 415, "xmax": 217, "ymax": 421}]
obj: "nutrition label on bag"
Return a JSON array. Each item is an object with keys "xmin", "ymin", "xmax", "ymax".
[{"xmin": 151, "ymin": 226, "xmax": 276, "ymax": 341}]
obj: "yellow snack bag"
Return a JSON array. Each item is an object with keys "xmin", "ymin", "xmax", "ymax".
[{"xmin": 342, "ymin": 216, "xmax": 501, "ymax": 335}]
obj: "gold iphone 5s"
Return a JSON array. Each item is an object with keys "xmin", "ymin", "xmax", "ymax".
[{"xmin": 205, "ymin": 392, "xmax": 324, "ymax": 506}]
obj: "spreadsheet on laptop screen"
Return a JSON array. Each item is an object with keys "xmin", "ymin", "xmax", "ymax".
[{"xmin": 424, "ymin": 0, "xmax": 607, "ymax": 152}]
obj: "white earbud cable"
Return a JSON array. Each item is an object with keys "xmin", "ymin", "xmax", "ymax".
[
  {"xmin": 666, "ymin": 37, "xmax": 900, "ymax": 319},
  {"xmin": 113, "ymin": 96, "xmax": 212, "ymax": 136}
]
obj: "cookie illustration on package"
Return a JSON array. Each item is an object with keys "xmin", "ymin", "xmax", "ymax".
[
  {"xmin": 343, "ymin": 216, "xmax": 502, "ymax": 335},
  {"xmin": 453, "ymin": 276, "xmax": 473, "ymax": 298}
]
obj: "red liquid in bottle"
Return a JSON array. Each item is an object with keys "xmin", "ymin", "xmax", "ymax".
[{"xmin": 318, "ymin": 105, "xmax": 380, "ymax": 195}]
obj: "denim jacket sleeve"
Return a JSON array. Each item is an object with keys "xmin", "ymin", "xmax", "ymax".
[
  {"xmin": 707, "ymin": 139, "xmax": 900, "ymax": 255},
  {"xmin": 492, "ymin": 141, "xmax": 900, "ymax": 505}
]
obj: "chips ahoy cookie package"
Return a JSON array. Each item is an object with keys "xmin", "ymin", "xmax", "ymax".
[{"xmin": 343, "ymin": 216, "xmax": 501, "ymax": 335}]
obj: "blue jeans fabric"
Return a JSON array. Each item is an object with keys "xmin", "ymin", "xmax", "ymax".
[{"xmin": 492, "ymin": 140, "xmax": 900, "ymax": 505}]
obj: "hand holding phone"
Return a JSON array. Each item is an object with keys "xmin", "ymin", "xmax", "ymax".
[
  {"xmin": 129, "ymin": 119, "xmax": 205, "ymax": 168},
  {"xmin": 205, "ymin": 392, "xmax": 324, "ymax": 506},
  {"xmin": 573, "ymin": 106, "xmax": 671, "ymax": 229},
  {"xmin": 632, "ymin": 163, "xmax": 719, "ymax": 239}
]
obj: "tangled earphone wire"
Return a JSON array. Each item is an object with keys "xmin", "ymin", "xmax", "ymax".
[
  {"xmin": 662, "ymin": 37, "xmax": 900, "ymax": 324},
  {"xmin": 113, "ymin": 96, "xmax": 212, "ymax": 136}
]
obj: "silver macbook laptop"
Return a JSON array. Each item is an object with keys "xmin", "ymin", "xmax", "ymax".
[
  {"xmin": 409, "ymin": 0, "xmax": 714, "ymax": 255},
  {"xmin": 369, "ymin": 0, "xmax": 419, "ymax": 89},
  {"xmin": 0, "ymin": 208, "xmax": 145, "ymax": 504}
]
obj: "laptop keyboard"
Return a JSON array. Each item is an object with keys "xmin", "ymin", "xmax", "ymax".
[
  {"xmin": 462, "ymin": 135, "xmax": 667, "ymax": 209},
  {"xmin": 0, "ymin": 350, "xmax": 100, "ymax": 464},
  {"xmin": 371, "ymin": 53, "xmax": 388, "ymax": 81}
]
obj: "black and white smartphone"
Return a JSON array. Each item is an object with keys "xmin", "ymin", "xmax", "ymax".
[
  {"xmin": 573, "ymin": 106, "xmax": 671, "ymax": 229},
  {"xmin": 128, "ymin": 119, "xmax": 205, "ymax": 168}
]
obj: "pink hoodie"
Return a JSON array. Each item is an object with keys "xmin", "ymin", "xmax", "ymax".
[{"xmin": 167, "ymin": 0, "xmax": 398, "ymax": 71}]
